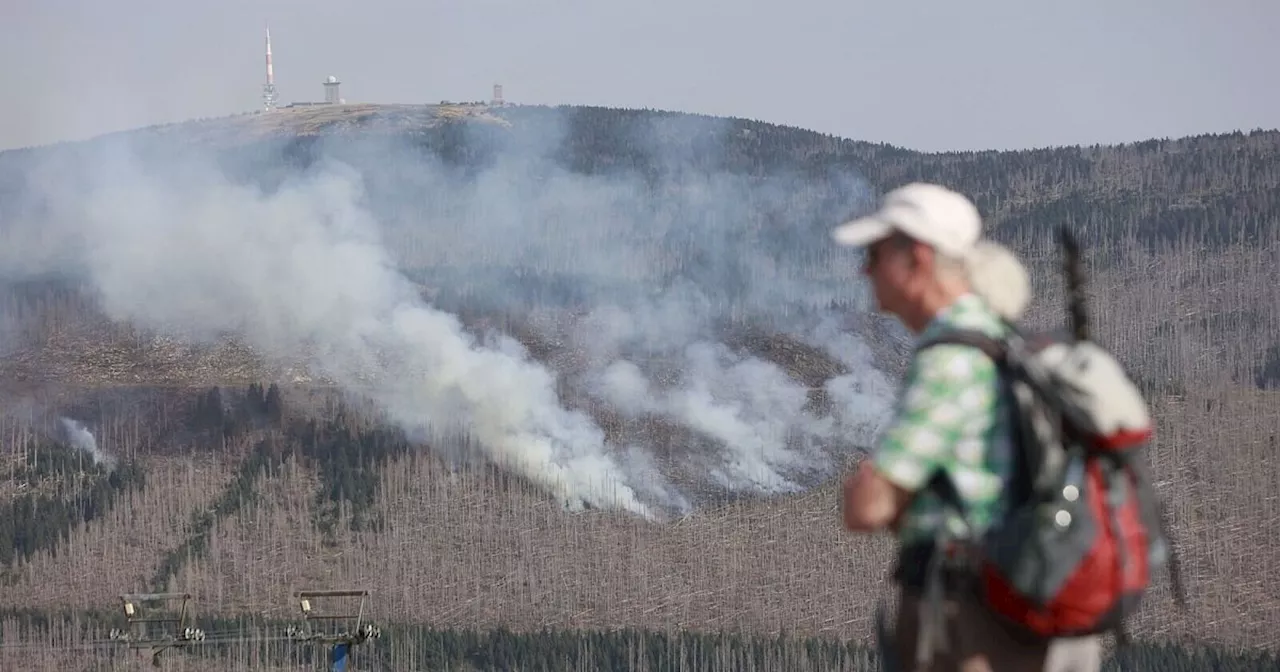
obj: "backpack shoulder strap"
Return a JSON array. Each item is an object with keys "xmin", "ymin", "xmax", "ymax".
[
  {"xmin": 915, "ymin": 327, "xmax": 1039, "ymax": 514},
  {"xmin": 914, "ymin": 328, "xmax": 1010, "ymax": 366}
]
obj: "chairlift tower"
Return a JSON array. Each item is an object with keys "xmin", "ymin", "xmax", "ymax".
[
  {"xmin": 108, "ymin": 592, "xmax": 206, "ymax": 667},
  {"xmin": 286, "ymin": 588, "xmax": 381, "ymax": 672}
]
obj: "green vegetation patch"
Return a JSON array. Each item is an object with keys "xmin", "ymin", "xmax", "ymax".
[{"xmin": 0, "ymin": 437, "xmax": 145, "ymax": 576}]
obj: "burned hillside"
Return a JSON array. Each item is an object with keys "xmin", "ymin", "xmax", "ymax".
[{"xmin": 0, "ymin": 105, "xmax": 1277, "ymax": 668}]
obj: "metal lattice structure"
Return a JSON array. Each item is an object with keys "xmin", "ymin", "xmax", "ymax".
[
  {"xmin": 263, "ymin": 26, "xmax": 278, "ymax": 111},
  {"xmin": 108, "ymin": 592, "xmax": 206, "ymax": 666},
  {"xmin": 286, "ymin": 588, "xmax": 381, "ymax": 671},
  {"xmin": 96, "ymin": 585, "xmax": 382, "ymax": 670}
]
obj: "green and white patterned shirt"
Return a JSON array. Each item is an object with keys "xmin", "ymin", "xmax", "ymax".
[{"xmin": 871, "ymin": 293, "xmax": 1015, "ymax": 545}]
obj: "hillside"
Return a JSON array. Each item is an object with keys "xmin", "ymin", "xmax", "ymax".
[{"xmin": 0, "ymin": 102, "xmax": 1278, "ymax": 671}]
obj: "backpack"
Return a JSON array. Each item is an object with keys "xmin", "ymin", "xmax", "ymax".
[{"xmin": 911, "ymin": 229, "xmax": 1188, "ymax": 649}]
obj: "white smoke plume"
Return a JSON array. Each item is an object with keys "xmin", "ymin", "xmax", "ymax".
[
  {"xmin": 573, "ymin": 289, "xmax": 859, "ymax": 499},
  {"xmin": 58, "ymin": 416, "xmax": 115, "ymax": 470},
  {"xmin": 804, "ymin": 314, "xmax": 901, "ymax": 448},
  {"xmin": 0, "ymin": 106, "xmax": 896, "ymax": 519},
  {"xmin": 590, "ymin": 344, "xmax": 830, "ymax": 494},
  {"xmin": 73, "ymin": 155, "xmax": 654, "ymax": 518}
]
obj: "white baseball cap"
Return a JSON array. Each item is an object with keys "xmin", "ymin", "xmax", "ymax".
[{"xmin": 831, "ymin": 182, "xmax": 982, "ymax": 258}]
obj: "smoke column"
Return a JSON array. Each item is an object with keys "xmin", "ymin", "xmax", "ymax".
[
  {"xmin": 58, "ymin": 417, "xmax": 115, "ymax": 470},
  {"xmin": 0, "ymin": 106, "xmax": 893, "ymax": 518},
  {"xmin": 71, "ymin": 156, "xmax": 656, "ymax": 518}
]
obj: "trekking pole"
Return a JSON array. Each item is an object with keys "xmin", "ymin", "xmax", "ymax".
[{"xmin": 1059, "ymin": 227, "xmax": 1089, "ymax": 342}]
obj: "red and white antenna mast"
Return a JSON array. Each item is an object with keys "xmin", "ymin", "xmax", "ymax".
[{"xmin": 262, "ymin": 26, "xmax": 278, "ymax": 111}]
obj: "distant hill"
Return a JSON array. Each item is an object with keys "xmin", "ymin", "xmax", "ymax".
[{"xmin": 0, "ymin": 103, "xmax": 1277, "ymax": 671}]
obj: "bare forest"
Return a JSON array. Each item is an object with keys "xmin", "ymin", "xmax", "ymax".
[{"xmin": 0, "ymin": 104, "xmax": 1277, "ymax": 671}]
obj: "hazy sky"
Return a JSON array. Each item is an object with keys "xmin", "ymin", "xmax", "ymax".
[{"xmin": 3, "ymin": 0, "xmax": 1277, "ymax": 152}]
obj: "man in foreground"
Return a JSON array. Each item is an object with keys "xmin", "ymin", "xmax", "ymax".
[{"xmin": 833, "ymin": 183, "xmax": 1102, "ymax": 671}]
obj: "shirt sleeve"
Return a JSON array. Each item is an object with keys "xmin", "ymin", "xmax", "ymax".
[{"xmin": 871, "ymin": 343, "xmax": 999, "ymax": 492}]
